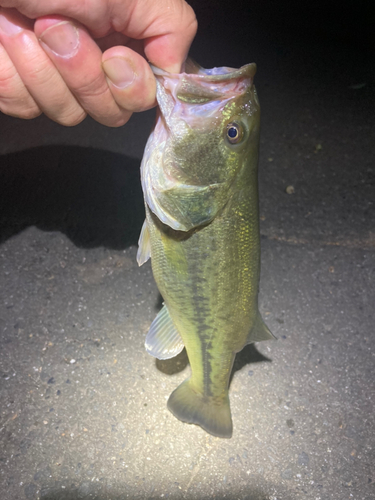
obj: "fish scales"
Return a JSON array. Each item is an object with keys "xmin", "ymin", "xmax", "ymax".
[{"xmin": 138, "ymin": 60, "xmax": 274, "ymax": 438}]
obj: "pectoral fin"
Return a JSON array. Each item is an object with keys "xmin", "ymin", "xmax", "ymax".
[
  {"xmin": 137, "ymin": 220, "xmax": 151, "ymax": 266},
  {"xmin": 246, "ymin": 313, "xmax": 276, "ymax": 344},
  {"xmin": 145, "ymin": 304, "xmax": 185, "ymax": 360}
]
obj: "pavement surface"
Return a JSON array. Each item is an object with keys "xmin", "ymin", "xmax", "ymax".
[{"xmin": 0, "ymin": 1, "xmax": 374, "ymax": 499}]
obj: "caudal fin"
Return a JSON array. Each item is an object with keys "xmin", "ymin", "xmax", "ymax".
[{"xmin": 167, "ymin": 379, "xmax": 233, "ymax": 438}]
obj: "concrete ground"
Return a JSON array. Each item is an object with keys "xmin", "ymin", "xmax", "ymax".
[{"xmin": 0, "ymin": 1, "xmax": 374, "ymax": 499}]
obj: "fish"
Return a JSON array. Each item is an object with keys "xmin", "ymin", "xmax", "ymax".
[{"xmin": 137, "ymin": 59, "xmax": 274, "ymax": 438}]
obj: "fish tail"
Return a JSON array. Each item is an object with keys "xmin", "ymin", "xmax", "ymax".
[{"xmin": 167, "ymin": 379, "xmax": 233, "ymax": 438}]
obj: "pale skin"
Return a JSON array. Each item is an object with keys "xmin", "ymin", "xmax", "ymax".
[{"xmin": 0, "ymin": 0, "xmax": 197, "ymax": 126}]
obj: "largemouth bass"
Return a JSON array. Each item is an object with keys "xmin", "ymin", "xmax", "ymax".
[{"xmin": 137, "ymin": 60, "xmax": 274, "ymax": 438}]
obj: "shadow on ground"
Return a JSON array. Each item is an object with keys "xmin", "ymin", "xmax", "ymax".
[
  {"xmin": 38, "ymin": 486, "xmax": 272, "ymax": 500},
  {"xmin": 0, "ymin": 145, "xmax": 145, "ymax": 249},
  {"xmin": 1, "ymin": 144, "xmax": 273, "ymax": 385}
]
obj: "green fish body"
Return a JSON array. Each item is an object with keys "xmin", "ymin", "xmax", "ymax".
[{"xmin": 138, "ymin": 61, "xmax": 274, "ymax": 438}]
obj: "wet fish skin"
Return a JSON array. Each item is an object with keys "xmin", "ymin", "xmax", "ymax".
[{"xmin": 138, "ymin": 61, "xmax": 274, "ymax": 438}]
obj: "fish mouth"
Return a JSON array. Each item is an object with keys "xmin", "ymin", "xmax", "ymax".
[
  {"xmin": 152, "ymin": 58, "xmax": 256, "ymax": 84},
  {"xmin": 151, "ymin": 59, "xmax": 256, "ymax": 133},
  {"xmin": 151, "ymin": 59, "xmax": 256, "ymax": 110}
]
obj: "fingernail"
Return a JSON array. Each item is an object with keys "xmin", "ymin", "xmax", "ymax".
[
  {"xmin": 0, "ymin": 14, "xmax": 23, "ymax": 36},
  {"xmin": 102, "ymin": 57, "xmax": 136, "ymax": 89},
  {"xmin": 39, "ymin": 21, "xmax": 79, "ymax": 58}
]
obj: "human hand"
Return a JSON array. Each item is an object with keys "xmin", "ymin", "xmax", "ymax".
[{"xmin": 0, "ymin": 1, "xmax": 197, "ymax": 126}]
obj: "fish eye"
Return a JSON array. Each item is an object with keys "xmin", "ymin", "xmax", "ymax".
[{"xmin": 226, "ymin": 122, "xmax": 244, "ymax": 145}]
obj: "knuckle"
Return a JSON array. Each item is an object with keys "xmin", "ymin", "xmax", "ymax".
[
  {"xmin": 87, "ymin": 110, "xmax": 131, "ymax": 128},
  {"xmin": 0, "ymin": 100, "xmax": 41, "ymax": 120},
  {"xmin": 56, "ymin": 109, "xmax": 87, "ymax": 127},
  {"xmin": 74, "ymin": 73, "xmax": 109, "ymax": 99},
  {"xmin": 186, "ymin": 11, "xmax": 198, "ymax": 38},
  {"xmin": 20, "ymin": 107, "xmax": 42, "ymax": 120},
  {"xmin": 113, "ymin": 84, "xmax": 154, "ymax": 114},
  {"xmin": 23, "ymin": 53, "xmax": 56, "ymax": 84},
  {"xmin": 0, "ymin": 64, "xmax": 19, "ymax": 94},
  {"xmin": 105, "ymin": 113, "xmax": 132, "ymax": 128}
]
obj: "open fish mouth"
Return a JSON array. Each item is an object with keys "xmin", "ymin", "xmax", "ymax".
[
  {"xmin": 152, "ymin": 58, "xmax": 257, "ymax": 88},
  {"xmin": 151, "ymin": 59, "xmax": 257, "ymax": 130}
]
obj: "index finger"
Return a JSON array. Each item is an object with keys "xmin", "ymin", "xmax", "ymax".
[{"xmin": 140, "ymin": 2, "xmax": 197, "ymax": 73}]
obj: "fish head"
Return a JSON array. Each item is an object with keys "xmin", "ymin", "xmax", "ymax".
[{"xmin": 141, "ymin": 60, "xmax": 260, "ymax": 231}]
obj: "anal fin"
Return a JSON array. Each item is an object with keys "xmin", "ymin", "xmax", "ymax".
[
  {"xmin": 145, "ymin": 304, "xmax": 184, "ymax": 360},
  {"xmin": 247, "ymin": 313, "xmax": 276, "ymax": 344}
]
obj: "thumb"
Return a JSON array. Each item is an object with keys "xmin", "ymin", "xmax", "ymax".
[{"xmin": 102, "ymin": 46, "xmax": 156, "ymax": 113}]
